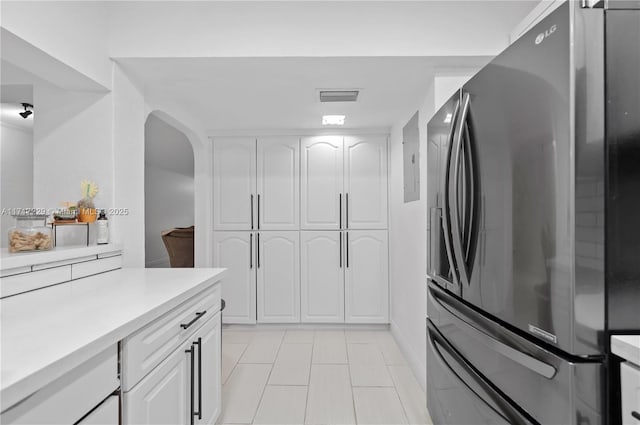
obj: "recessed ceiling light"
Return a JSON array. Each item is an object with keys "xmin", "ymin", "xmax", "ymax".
[
  {"xmin": 322, "ymin": 115, "xmax": 345, "ymax": 126},
  {"xmin": 444, "ymin": 113, "xmax": 452, "ymax": 124}
]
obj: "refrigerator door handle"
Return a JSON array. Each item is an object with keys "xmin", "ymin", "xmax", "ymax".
[
  {"xmin": 442, "ymin": 98, "xmax": 461, "ymax": 286},
  {"xmin": 428, "ymin": 323, "xmax": 533, "ymax": 425},
  {"xmin": 448, "ymin": 92, "xmax": 471, "ymax": 286},
  {"xmin": 429, "ymin": 284, "xmax": 557, "ymax": 380},
  {"xmin": 462, "ymin": 122, "xmax": 476, "ymax": 263}
]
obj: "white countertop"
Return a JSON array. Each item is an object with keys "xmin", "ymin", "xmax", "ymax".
[
  {"xmin": 0, "ymin": 244, "xmax": 122, "ymax": 271},
  {"xmin": 611, "ymin": 335, "xmax": 640, "ymax": 367},
  {"xmin": 0, "ymin": 267, "xmax": 225, "ymax": 412}
]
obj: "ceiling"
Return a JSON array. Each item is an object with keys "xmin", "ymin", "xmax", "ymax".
[{"xmin": 119, "ymin": 56, "xmax": 492, "ymax": 132}]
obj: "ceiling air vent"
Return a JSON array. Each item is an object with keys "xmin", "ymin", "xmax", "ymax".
[{"xmin": 319, "ymin": 90, "xmax": 359, "ymax": 103}]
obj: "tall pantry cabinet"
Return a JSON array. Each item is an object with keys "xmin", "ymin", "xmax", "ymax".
[
  {"xmin": 213, "ymin": 135, "xmax": 389, "ymax": 324},
  {"xmin": 213, "ymin": 137, "xmax": 300, "ymax": 324}
]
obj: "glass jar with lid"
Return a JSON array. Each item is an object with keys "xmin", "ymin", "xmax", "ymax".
[{"xmin": 8, "ymin": 214, "xmax": 53, "ymax": 253}]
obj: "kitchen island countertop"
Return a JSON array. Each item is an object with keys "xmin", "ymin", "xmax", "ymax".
[
  {"xmin": 611, "ymin": 335, "xmax": 640, "ymax": 367},
  {"xmin": 0, "ymin": 267, "xmax": 225, "ymax": 412}
]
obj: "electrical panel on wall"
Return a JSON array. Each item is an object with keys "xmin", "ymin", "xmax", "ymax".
[{"xmin": 403, "ymin": 111, "xmax": 420, "ymax": 202}]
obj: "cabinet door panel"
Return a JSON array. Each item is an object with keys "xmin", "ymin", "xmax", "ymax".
[
  {"xmin": 212, "ymin": 232, "xmax": 256, "ymax": 324},
  {"xmin": 124, "ymin": 339, "xmax": 190, "ymax": 425},
  {"xmin": 301, "ymin": 137, "xmax": 343, "ymax": 230},
  {"xmin": 344, "ymin": 136, "xmax": 388, "ymax": 229},
  {"xmin": 301, "ymin": 231, "xmax": 344, "ymax": 322},
  {"xmin": 213, "ymin": 138, "xmax": 256, "ymax": 230},
  {"xmin": 257, "ymin": 232, "xmax": 300, "ymax": 323},
  {"xmin": 197, "ymin": 314, "xmax": 222, "ymax": 425},
  {"xmin": 257, "ymin": 137, "xmax": 300, "ymax": 230},
  {"xmin": 345, "ymin": 230, "xmax": 389, "ymax": 323}
]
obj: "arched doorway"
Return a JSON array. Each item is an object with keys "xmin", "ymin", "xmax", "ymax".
[{"xmin": 144, "ymin": 112, "xmax": 195, "ymax": 267}]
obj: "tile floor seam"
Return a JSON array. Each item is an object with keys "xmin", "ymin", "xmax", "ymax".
[
  {"xmin": 302, "ymin": 333, "xmax": 313, "ymax": 425},
  {"xmin": 223, "ymin": 343, "xmax": 250, "ymax": 386},
  {"xmin": 251, "ymin": 333, "xmax": 284, "ymax": 424},
  {"xmin": 345, "ymin": 337, "xmax": 359, "ymax": 425}
]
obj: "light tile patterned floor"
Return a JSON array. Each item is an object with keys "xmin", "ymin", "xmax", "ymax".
[{"xmin": 218, "ymin": 327, "xmax": 433, "ymax": 425}]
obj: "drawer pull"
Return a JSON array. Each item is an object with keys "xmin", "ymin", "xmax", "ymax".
[
  {"xmin": 180, "ymin": 311, "xmax": 207, "ymax": 330},
  {"xmin": 632, "ymin": 411, "xmax": 640, "ymax": 421}
]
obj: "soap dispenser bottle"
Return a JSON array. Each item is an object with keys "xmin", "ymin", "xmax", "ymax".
[{"xmin": 96, "ymin": 209, "xmax": 109, "ymax": 245}]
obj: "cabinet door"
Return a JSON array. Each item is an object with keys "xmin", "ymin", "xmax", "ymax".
[
  {"xmin": 301, "ymin": 136, "xmax": 344, "ymax": 230},
  {"xmin": 300, "ymin": 231, "xmax": 344, "ymax": 323},
  {"xmin": 213, "ymin": 138, "xmax": 256, "ymax": 230},
  {"xmin": 256, "ymin": 232, "xmax": 300, "ymax": 323},
  {"xmin": 124, "ymin": 339, "xmax": 191, "ymax": 425},
  {"xmin": 345, "ymin": 230, "xmax": 389, "ymax": 323},
  {"xmin": 344, "ymin": 136, "xmax": 388, "ymax": 229},
  {"xmin": 212, "ymin": 232, "xmax": 256, "ymax": 324},
  {"xmin": 196, "ymin": 313, "xmax": 222, "ymax": 425},
  {"xmin": 257, "ymin": 137, "xmax": 300, "ymax": 230}
]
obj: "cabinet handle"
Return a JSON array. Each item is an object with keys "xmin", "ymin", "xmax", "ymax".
[
  {"xmin": 632, "ymin": 411, "xmax": 640, "ymax": 421},
  {"xmin": 346, "ymin": 232, "xmax": 349, "ymax": 268},
  {"xmin": 339, "ymin": 232, "xmax": 343, "ymax": 268},
  {"xmin": 194, "ymin": 337, "xmax": 202, "ymax": 420},
  {"xmin": 346, "ymin": 193, "xmax": 349, "ymax": 229},
  {"xmin": 339, "ymin": 193, "xmax": 342, "ymax": 229},
  {"xmin": 250, "ymin": 194, "xmax": 254, "ymax": 230},
  {"xmin": 257, "ymin": 233, "xmax": 261, "ymax": 268},
  {"xmin": 180, "ymin": 311, "xmax": 207, "ymax": 330},
  {"xmin": 257, "ymin": 194, "xmax": 261, "ymax": 230},
  {"xmin": 250, "ymin": 233, "xmax": 253, "ymax": 269},
  {"xmin": 186, "ymin": 345, "xmax": 195, "ymax": 425}
]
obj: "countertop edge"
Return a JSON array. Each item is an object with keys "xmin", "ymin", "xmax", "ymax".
[
  {"xmin": 1, "ymin": 244, "xmax": 123, "ymax": 271},
  {"xmin": 0, "ymin": 269, "xmax": 225, "ymax": 412},
  {"xmin": 611, "ymin": 335, "xmax": 640, "ymax": 367}
]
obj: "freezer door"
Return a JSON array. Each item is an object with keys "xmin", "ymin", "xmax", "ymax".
[
  {"xmin": 459, "ymin": 2, "xmax": 605, "ymax": 355},
  {"xmin": 428, "ymin": 281, "xmax": 604, "ymax": 425},
  {"xmin": 427, "ymin": 320, "xmax": 535, "ymax": 425},
  {"xmin": 427, "ymin": 91, "xmax": 461, "ymax": 295}
]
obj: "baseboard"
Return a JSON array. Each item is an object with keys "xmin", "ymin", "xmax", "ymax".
[
  {"xmin": 222, "ymin": 323, "xmax": 391, "ymax": 331},
  {"xmin": 390, "ymin": 320, "xmax": 427, "ymax": 392}
]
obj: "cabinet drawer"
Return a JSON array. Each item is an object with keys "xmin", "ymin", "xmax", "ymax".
[
  {"xmin": 77, "ymin": 395, "xmax": 118, "ymax": 425},
  {"xmin": 122, "ymin": 284, "xmax": 221, "ymax": 391},
  {"xmin": 0, "ymin": 266, "xmax": 71, "ymax": 298},
  {"xmin": 71, "ymin": 256, "xmax": 122, "ymax": 280},
  {"xmin": 622, "ymin": 362, "xmax": 640, "ymax": 425},
  {"xmin": 1, "ymin": 346, "xmax": 118, "ymax": 425}
]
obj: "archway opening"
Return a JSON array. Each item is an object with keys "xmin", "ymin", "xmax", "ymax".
[{"xmin": 144, "ymin": 112, "xmax": 195, "ymax": 267}]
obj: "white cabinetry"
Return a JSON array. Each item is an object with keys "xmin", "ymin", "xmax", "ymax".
[
  {"xmin": 301, "ymin": 136, "xmax": 344, "ymax": 229},
  {"xmin": 212, "ymin": 232, "xmax": 256, "ymax": 324},
  {"xmin": 622, "ymin": 362, "xmax": 640, "ymax": 425},
  {"xmin": 257, "ymin": 137, "xmax": 300, "ymax": 230},
  {"xmin": 301, "ymin": 231, "xmax": 344, "ymax": 323},
  {"xmin": 213, "ymin": 138, "xmax": 256, "ymax": 231},
  {"xmin": 345, "ymin": 230, "xmax": 389, "ymax": 323},
  {"xmin": 301, "ymin": 230, "xmax": 388, "ymax": 324},
  {"xmin": 344, "ymin": 136, "xmax": 388, "ymax": 229},
  {"xmin": 124, "ymin": 310, "xmax": 222, "ymax": 425},
  {"xmin": 257, "ymin": 231, "xmax": 300, "ymax": 323}
]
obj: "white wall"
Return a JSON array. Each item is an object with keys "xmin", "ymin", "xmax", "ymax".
[
  {"xmin": 144, "ymin": 113, "xmax": 194, "ymax": 268},
  {"xmin": 388, "ymin": 70, "xmax": 477, "ymax": 391},
  {"xmin": 32, "ymin": 84, "xmax": 113, "ymax": 211},
  {"xmin": 1, "ymin": 1, "xmax": 112, "ymax": 89},
  {"xmin": 0, "ymin": 124, "xmax": 33, "ymax": 248}
]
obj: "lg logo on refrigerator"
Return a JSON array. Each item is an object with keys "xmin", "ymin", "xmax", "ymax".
[{"xmin": 535, "ymin": 24, "xmax": 557, "ymax": 45}]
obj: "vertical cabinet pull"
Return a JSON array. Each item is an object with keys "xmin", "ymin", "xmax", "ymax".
[
  {"xmin": 250, "ymin": 194, "xmax": 254, "ymax": 230},
  {"xmin": 339, "ymin": 232, "xmax": 343, "ymax": 268},
  {"xmin": 257, "ymin": 233, "xmax": 261, "ymax": 268},
  {"xmin": 194, "ymin": 338, "xmax": 202, "ymax": 420},
  {"xmin": 250, "ymin": 233, "xmax": 253, "ymax": 269},
  {"xmin": 257, "ymin": 194, "xmax": 261, "ymax": 230},
  {"xmin": 186, "ymin": 345, "xmax": 195, "ymax": 425},
  {"xmin": 346, "ymin": 232, "xmax": 349, "ymax": 268},
  {"xmin": 346, "ymin": 193, "xmax": 349, "ymax": 229},
  {"xmin": 339, "ymin": 193, "xmax": 342, "ymax": 229}
]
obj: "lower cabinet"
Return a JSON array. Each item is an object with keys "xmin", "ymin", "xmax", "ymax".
[
  {"xmin": 622, "ymin": 362, "xmax": 640, "ymax": 425},
  {"xmin": 124, "ymin": 313, "xmax": 222, "ymax": 425},
  {"xmin": 301, "ymin": 230, "xmax": 389, "ymax": 324},
  {"xmin": 213, "ymin": 231, "xmax": 300, "ymax": 324}
]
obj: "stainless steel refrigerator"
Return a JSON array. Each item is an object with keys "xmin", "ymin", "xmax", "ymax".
[{"xmin": 426, "ymin": 2, "xmax": 640, "ymax": 424}]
